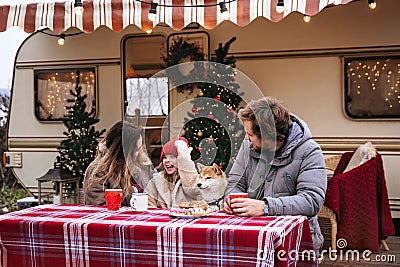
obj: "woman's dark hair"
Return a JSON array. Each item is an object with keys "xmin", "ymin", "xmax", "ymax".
[{"xmin": 84, "ymin": 121, "xmax": 143, "ymax": 196}]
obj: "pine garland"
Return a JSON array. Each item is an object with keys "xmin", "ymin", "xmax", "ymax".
[{"xmin": 163, "ymin": 36, "xmax": 206, "ymax": 94}]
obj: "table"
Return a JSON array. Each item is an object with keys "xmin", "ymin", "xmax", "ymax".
[{"xmin": 0, "ymin": 204, "xmax": 317, "ymax": 267}]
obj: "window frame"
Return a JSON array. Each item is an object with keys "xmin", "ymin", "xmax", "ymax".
[
  {"xmin": 344, "ymin": 55, "xmax": 400, "ymax": 120},
  {"xmin": 34, "ymin": 67, "xmax": 97, "ymax": 122},
  {"xmin": 122, "ymin": 34, "xmax": 169, "ymax": 118}
]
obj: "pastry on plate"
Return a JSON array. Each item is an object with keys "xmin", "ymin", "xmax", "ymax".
[
  {"xmin": 179, "ymin": 200, "xmax": 208, "ymax": 211},
  {"xmin": 170, "ymin": 200, "xmax": 210, "ymax": 216}
]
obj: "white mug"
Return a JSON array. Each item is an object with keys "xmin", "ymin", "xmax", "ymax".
[{"xmin": 130, "ymin": 193, "xmax": 148, "ymax": 211}]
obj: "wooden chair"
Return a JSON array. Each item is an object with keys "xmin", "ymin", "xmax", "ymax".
[{"xmin": 318, "ymin": 155, "xmax": 341, "ymax": 255}]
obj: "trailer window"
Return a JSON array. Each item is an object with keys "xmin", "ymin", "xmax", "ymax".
[
  {"xmin": 34, "ymin": 69, "xmax": 96, "ymax": 121},
  {"xmin": 126, "ymin": 77, "xmax": 168, "ymax": 116},
  {"xmin": 123, "ymin": 35, "xmax": 168, "ymax": 116},
  {"xmin": 345, "ymin": 56, "xmax": 400, "ymax": 119}
]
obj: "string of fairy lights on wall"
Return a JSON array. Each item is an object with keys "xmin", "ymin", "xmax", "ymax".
[
  {"xmin": 39, "ymin": 71, "xmax": 94, "ymax": 119},
  {"xmin": 346, "ymin": 58, "xmax": 400, "ymax": 111}
]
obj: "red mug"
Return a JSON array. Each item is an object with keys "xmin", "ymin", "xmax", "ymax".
[
  {"xmin": 105, "ymin": 189, "xmax": 123, "ymax": 211},
  {"xmin": 229, "ymin": 192, "xmax": 248, "ymax": 200},
  {"xmin": 227, "ymin": 192, "xmax": 248, "ymax": 209}
]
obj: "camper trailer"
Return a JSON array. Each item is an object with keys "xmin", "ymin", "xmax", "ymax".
[{"xmin": 1, "ymin": 0, "xmax": 399, "ymax": 220}]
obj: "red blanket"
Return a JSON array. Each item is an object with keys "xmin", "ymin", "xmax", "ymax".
[{"xmin": 324, "ymin": 152, "xmax": 395, "ymax": 252}]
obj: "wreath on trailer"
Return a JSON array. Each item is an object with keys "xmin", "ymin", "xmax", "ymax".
[{"xmin": 163, "ymin": 36, "xmax": 206, "ymax": 94}]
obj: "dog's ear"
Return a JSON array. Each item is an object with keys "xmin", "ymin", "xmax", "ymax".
[
  {"xmin": 197, "ymin": 162, "xmax": 206, "ymax": 172},
  {"xmin": 212, "ymin": 163, "xmax": 223, "ymax": 175}
]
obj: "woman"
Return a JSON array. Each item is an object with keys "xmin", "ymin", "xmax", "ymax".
[
  {"xmin": 83, "ymin": 121, "xmax": 152, "ymax": 206},
  {"xmin": 146, "ymin": 137, "xmax": 202, "ymax": 208}
]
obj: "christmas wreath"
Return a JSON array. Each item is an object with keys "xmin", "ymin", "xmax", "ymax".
[{"xmin": 163, "ymin": 37, "xmax": 206, "ymax": 94}]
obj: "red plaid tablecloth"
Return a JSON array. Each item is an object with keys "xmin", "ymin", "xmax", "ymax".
[{"xmin": 0, "ymin": 204, "xmax": 316, "ymax": 267}]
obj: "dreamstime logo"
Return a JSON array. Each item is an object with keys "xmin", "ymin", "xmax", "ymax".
[
  {"xmin": 271, "ymin": 238, "xmax": 396, "ymax": 263},
  {"xmin": 336, "ymin": 238, "xmax": 347, "ymax": 249},
  {"xmin": 317, "ymin": 238, "xmax": 374, "ymax": 262}
]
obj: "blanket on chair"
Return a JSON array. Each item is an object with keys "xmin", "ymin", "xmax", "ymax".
[{"xmin": 324, "ymin": 152, "xmax": 395, "ymax": 252}]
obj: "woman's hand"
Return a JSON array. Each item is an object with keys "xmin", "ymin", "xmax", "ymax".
[{"xmin": 230, "ymin": 198, "xmax": 265, "ymax": 217}]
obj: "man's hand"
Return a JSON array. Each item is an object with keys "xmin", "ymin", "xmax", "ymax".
[
  {"xmin": 224, "ymin": 198, "xmax": 234, "ymax": 214},
  {"xmin": 229, "ymin": 198, "xmax": 265, "ymax": 217}
]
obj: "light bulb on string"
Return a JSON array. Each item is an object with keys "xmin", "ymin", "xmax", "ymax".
[
  {"xmin": 58, "ymin": 34, "xmax": 65, "ymax": 46},
  {"xmin": 368, "ymin": 0, "xmax": 376, "ymax": 10},
  {"xmin": 148, "ymin": 2, "xmax": 158, "ymax": 21},
  {"xmin": 303, "ymin": 15, "xmax": 311, "ymax": 23},
  {"xmin": 219, "ymin": 2, "xmax": 230, "ymax": 20},
  {"xmin": 276, "ymin": 0, "xmax": 284, "ymax": 13},
  {"xmin": 74, "ymin": 0, "xmax": 84, "ymax": 15}
]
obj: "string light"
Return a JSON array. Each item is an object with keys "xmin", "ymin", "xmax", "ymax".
[
  {"xmin": 346, "ymin": 58, "xmax": 400, "ymax": 112},
  {"xmin": 40, "ymin": 71, "xmax": 95, "ymax": 119},
  {"xmin": 368, "ymin": 0, "xmax": 376, "ymax": 10},
  {"xmin": 303, "ymin": 15, "xmax": 311, "ymax": 23},
  {"xmin": 40, "ymin": 29, "xmax": 84, "ymax": 46},
  {"xmin": 57, "ymin": 34, "xmax": 65, "ymax": 46},
  {"xmin": 219, "ymin": 2, "xmax": 230, "ymax": 20},
  {"xmin": 147, "ymin": 2, "xmax": 158, "ymax": 22},
  {"xmin": 74, "ymin": 0, "xmax": 84, "ymax": 15},
  {"xmin": 135, "ymin": 0, "xmax": 235, "ymax": 22},
  {"xmin": 276, "ymin": 0, "xmax": 284, "ymax": 14}
]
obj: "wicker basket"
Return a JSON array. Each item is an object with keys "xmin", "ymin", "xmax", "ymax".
[{"xmin": 324, "ymin": 155, "xmax": 342, "ymax": 172}]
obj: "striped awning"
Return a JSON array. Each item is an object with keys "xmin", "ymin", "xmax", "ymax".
[{"xmin": 0, "ymin": 0, "xmax": 356, "ymax": 33}]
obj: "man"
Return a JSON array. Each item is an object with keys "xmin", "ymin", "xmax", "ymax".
[{"xmin": 224, "ymin": 96, "xmax": 326, "ymax": 250}]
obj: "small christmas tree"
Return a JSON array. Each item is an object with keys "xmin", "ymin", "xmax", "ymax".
[
  {"xmin": 58, "ymin": 71, "xmax": 105, "ymax": 185},
  {"xmin": 181, "ymin": 37, "xmax": 245, "ymax": 172}
]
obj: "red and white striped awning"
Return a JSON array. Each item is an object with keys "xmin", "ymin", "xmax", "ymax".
[{"xmin": 0, "ymin": 0, "xmax": 356, "ymax": 33}]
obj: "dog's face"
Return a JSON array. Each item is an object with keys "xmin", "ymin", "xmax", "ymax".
[
  {"xmin": 196, "ymin": 163, "xmax": 227, "ymax": 189},
  {"xmin": 196, "ymin": 163, "xmax": 228, "ymax": 209}
]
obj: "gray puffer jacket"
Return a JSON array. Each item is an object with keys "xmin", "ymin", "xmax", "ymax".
[{"xmin": 226, "ymin": 114, "xmax": 327, "ymax": 250}]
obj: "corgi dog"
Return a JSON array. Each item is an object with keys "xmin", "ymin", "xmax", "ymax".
[{"xmin": 196, "ymin": 163, "xmax": 228, "ymax": 211}]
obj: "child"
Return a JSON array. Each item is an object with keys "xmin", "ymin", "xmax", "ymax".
[{"xmin": 145, "ymin": 137, "xmax": 202, "ymax": 208}]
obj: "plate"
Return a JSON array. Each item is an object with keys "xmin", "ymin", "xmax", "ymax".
[{"xmin": 169, "ymin": 212, "xmax": 210, "ymax": 219}]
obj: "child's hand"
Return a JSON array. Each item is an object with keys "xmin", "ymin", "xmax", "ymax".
[
  {"xmin": 175, "ymin": 140, "xmax": 192, "ymax": 156},
  {"xmin": 175, "ymin": 139, "xmax": 197, "ymax": 187}
]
